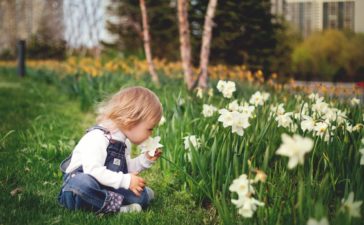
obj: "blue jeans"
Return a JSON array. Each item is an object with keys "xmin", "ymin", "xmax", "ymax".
[{"xmin": 58, "ymin": 172, "xmax": 151, "ymax": 213}]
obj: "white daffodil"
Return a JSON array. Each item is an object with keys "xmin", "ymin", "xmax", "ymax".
[
  {"xmin": 139, "ymin": 136, "xmax": 163, "ymax": 157},
  {"xmin": 312, "ymin": 101, "xmax": 329, "ymax": 115},
  {"xmin": 249, "ymin": 91, "xmax": 265, "ymax": 106},
  {"xmin": 224, "ymin": 81, "xmax": 236, "ymax": 98},
  {"xmin": 341, "ymin": 192, "xmax": 362, "ymax": 218},
  {"xmin": 229, "ymin": 174, "xmax": 255, "ymax": 198},
  {"xmin": 229, "ymin": 174, "xmax": 264, "ymax": 218},
  {"xmin": 350, "ymin": 97, "xmax": 360, "ymax": 106},
  {"xmin": 217, "ymin": 80, "xmax": 226, "ymax": 92},
  {"xmin": 159, "ymin": 116, "xmax": 166, "ymax": 126},
  {"xmin": 309, "ymin": 93, "xmax": 324, "ymax": 103},
  {"xmin": 336, "ymin": 110, "xmax": 348, "ymax": 125},
  {"xmin": 202, "ymin": 104, "xmax": 217, "ymax": 117},
  {"xmin": 308, "ymin": 93, "xmax": 319, "ymax": 101},
  {"xmin": 276, "ymin": 113, "xmax": 293, "ymax": 129},
  {"xmin": 262, "ymin": 92, "xmax": 270, "ymax": 101},
  {"xmin": 301, "ymin": 115, "xmax": 315, "ymax": 132},
  {"xmin": 183, "ymin": 135, "xmax": 200, "ymax": 150},
  {"xmin": 323, "ymin": 108, "xmax": 337, "ymax": 122},
  {"xmin": 217, "ymin": 80, "xmax": 236, "ymax": 98},
  {"xmin": 228, "ymin": 100, "xmax": 240, "ymax": 112},
  {"xmin": 276, "ymin": 134, "xmax": 314, "ymax": 169},
  {"xmin": 270, "ymin": 104, "xmax": 285, "ymax": 116},
  {"xmin": 218, "ymin": 109, "xmax": 234, "ymax": 127},
  {"xmin": 231, "ymin": 111, "xmax": 250, "ymax": 136},
  {"xmin": 235, "ymin": 196, "xmax": 265, "ymax": 218},
  {"xmin": 314, "ymin": 122, "xmax": 329, "ymax": 138},
  {"xmin": 253, "ymin": 169, "xmax": 267, "ymax": 183},
  {"xmin": 295, "ymin": 94, "xmax": 302, "ymax": 102},
  {"xmin": 239, "ymin": 102, "xmax": 255, "ymax": 118},
  {"xmin": 306, "ymin": 217, "xmax": 329, "ymax": 225},
  {"xmin": 360, "ymin": 148, "xmax": 364, "ymax": 165}
]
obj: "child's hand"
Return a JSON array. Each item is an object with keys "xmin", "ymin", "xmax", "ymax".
[
  {"xmin": 129, "ymin": 172, "xmax": 145, "ymax": 197},
  {"xmin": 145, "ymin": 149, "xmax": 163, "ymax": 161}
]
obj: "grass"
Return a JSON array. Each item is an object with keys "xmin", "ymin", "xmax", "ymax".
[
  {"xmin": 0, "ymin": 72, "xmax": 214, "ymax": 225},
  {"xmin": 1, "ymin": 65, "xmax": 363, "ymax": 225}
]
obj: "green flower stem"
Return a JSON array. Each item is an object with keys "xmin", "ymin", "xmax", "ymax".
[{"xmin": 160, "ymin": 155, "xmax": 212, "ymax": 200}]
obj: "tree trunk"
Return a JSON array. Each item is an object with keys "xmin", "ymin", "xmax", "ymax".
[
  {"xmin": 177, "ymin": 0, "xmax": 194, "ymax": 90},
  {"xmin": 139, "ymin": 0, "xmax": 159, "ymax": 85},
  {"xmin": 198, "ymin": 0, "xmax": 218, "ymax": 89}
]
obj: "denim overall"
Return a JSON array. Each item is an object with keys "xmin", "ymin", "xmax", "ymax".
[{"xmin": 58, "ymin": 126, "xmax": 150, "ymax": 213}]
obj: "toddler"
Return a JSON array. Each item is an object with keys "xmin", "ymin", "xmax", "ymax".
[{"xmin": 58, "ymin": 86, "xmax": 163, "ymax": 214}]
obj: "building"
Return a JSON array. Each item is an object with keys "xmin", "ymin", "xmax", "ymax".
[
  {"xmin": 271, "ymin": 0, "xmax": 286, "ymax": 16},
  {"xmin": 273, "ymin": 0, "xmax": 364, "ymax": 37}
]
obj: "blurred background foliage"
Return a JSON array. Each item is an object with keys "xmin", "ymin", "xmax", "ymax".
[{"xmin": 0, "ymin": 0, "xmax": 363, "ymax": 81}]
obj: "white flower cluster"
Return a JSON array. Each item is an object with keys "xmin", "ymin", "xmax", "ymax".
[
  {"xmin": 218, "ymin": 101, "xmax": 254, "ymax": 136},
  {"xmin": 249, "ymin": 91, "xmax": 270, "ymax": 106},
  {"xmin": 270, "ymin": 104, "xmax": 297, "ymax": 132},
  {"xmin": 202, "ymin": 104, "xmax": 218, "ymax": 117},
  {"xmin": 217, "ymin": 80, "xmax": 236, "ymax": 98},
  {"xmin": 270, "ymin": 93, "xmax": 362, "ymax": 143},
  {"xmin": 229, "ymin": 174, "xmax": 264, "ymax": 218}
]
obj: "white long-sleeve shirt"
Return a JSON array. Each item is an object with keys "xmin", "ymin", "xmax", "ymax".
[{"xmin": 65, "ymin": 127, "xmax": 155, "ymax": 190}]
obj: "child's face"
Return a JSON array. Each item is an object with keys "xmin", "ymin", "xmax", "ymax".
[{"xmin": 123, "ymin": 120, "xmax": 155, "ymax": 145}]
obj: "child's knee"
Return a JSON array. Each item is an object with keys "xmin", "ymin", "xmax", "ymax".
[
  {"xmin": 136, "ymin": 187, "xmax": 154, "ymax": 208},
  {"xmin": 59, "ymin": 190, "xmax": 76, "ymax": 210},
  {"xmin": 60, "ymin": 173, "xmax": 105, "ymax": 211},
  {"xmin": 67, "ymin": 173, "xmax": 100, "ymax": 192}
]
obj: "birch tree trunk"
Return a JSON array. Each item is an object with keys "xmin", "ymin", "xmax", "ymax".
[
  {"xmin": 177, "ymin": 0, "xmax": 194, "ymax": 90},
  {"xmin": 139, "ymin": 0, "xmax": 159, "ymax": 85},
  {"xmin": 198, "ymin": 0, "xmax": 218, "ymax": 89}
]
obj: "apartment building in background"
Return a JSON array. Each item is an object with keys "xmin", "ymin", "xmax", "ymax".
[{"xmin": 272, "ymin": 0, "xmax": 364, "ymax": 37}]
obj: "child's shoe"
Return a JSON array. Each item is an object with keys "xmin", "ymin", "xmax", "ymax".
[
  {"xmin": 145, "ymin": 187, "xmax": 154, "ymax": 202},
  {"xmin": 119, "ymin": 203, "xmax": 142, "ymax": 213}
]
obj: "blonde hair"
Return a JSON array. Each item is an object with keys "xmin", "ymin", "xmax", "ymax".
[{"xmin": 96, "ymin": 86, "xmax": 163, "ymax": 130}]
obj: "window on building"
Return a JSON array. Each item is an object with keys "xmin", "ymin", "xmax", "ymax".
[{"xmin": 323, "ymin": 1, "xmax": 354, "ymax": 31}]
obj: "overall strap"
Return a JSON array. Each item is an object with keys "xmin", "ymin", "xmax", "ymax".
[
  {"xmin": 86, "ymin": 125, "xmax": 116, "ymax": 142},
  {"xmin": 86, "ymin": 125, "xmax": 111, "ymax": 135},
  {"xmin": 60, "ymin": 125, "xmax": 112, "ymax": 174}
]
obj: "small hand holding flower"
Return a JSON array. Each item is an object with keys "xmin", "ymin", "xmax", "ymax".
[{"xmin": 145, "ymin": 148, "xmax": 163, "ymax": 161}]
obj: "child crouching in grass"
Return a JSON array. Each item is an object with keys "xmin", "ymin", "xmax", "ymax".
[{"xmin": 58, "ymin": 86, "xmax": 163, "ymax": 214}]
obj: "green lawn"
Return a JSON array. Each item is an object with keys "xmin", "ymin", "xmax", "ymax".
[{"xmin": 0, "ymin": 72, "xmax": 213, "ymax": 225}]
